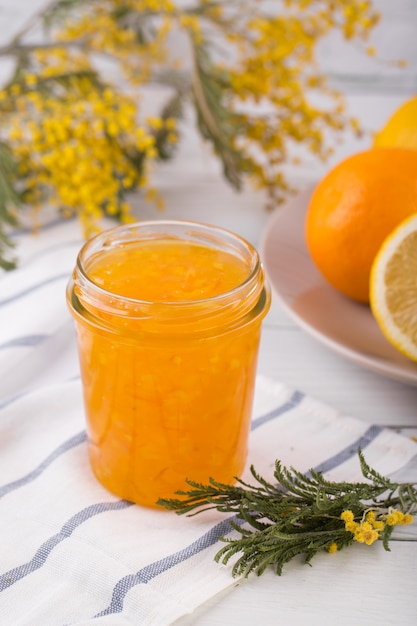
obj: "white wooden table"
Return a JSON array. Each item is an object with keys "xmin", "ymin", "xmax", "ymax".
[
  {"xmin": 1, "ymin": 2, "xmax": 417, "ymax": 624},
  {"xmin": 139, "ymin": 92, "xmax": 417, "ymax": 626}
]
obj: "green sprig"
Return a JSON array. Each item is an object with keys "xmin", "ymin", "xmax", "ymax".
[
  {"xmin": 0, "ymin": 142, "xmax": 21, "ymax": 270},
  {"xmin": 158, "ymin": 450, "xmax": 417, "ymax": 577}
]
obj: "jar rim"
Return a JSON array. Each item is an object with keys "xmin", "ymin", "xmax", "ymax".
[
  {"xmin": 67, "ymin": 219, "xmax": 271, "ymax": 336},
  {"xmin": 75, "ymin": 219, "xmax": 261, "ymax": 308}
]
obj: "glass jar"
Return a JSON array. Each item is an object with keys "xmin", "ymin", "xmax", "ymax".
[{"xmin": 67, "ymin": 220, "xmax": 270, "ymax": 507}]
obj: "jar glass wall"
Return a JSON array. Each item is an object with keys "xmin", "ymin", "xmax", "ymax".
[{"xmin": 67, "ymin": 220, "xmax": 270, "ymax": 507}]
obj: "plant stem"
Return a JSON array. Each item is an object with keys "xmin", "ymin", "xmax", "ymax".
[
  {"xmin": 8, "ymin": 0, "xmax": 62, "ymax": 47},
  {"xmin": 0, "ymin": 40, "xmax": 87, "ymax": 58}
]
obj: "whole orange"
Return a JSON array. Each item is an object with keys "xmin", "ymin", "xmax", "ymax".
[{"xmin": 305, "ymin": 147, "xmax": 417, "ymax": 303}]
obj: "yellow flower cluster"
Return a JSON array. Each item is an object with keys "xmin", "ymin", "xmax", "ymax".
[
  {"xmin": 0, "ymin": 47, "xmax": 177, "ymax": 236},
  {"xmin": 0, "ymin": 0, "xmax": 380, "ymax": 245},
  {"xmin": 57, "ymin": 0, "xmax": 176, "ymax": 84},
  {"xmin": 341, "ymin": 508, "xmax": 414, "ymax": 546},
  {"xmin": 214, "ymin": 0, "xmax": 378, "ymax": 207},
  {"xmin": 385, "ymin": 509, "xmax": 414, "ymax": 526},
  {"xmin": 282, "ymin": 0, "xmax": 379, "ymax": 40}
]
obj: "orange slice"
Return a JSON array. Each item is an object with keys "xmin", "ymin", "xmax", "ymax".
[{"xmin": 370, "ymin": 214, "xmax": 417, "ymax": 362}]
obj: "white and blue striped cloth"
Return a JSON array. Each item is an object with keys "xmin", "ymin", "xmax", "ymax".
[{"xmin": 1, "ymin": 217, "xmax": 416, "ymax": 625}]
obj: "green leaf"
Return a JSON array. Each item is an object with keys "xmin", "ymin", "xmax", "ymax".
[
  {"xmin": 191, "ymin": 43, "xmax": 248, "ymax": 190},
  {"xmin": 159, "ymin": 451, "xmax": 417, "ymax": 577},
  {"xmin": 0, "ymin": 142, "xmax": 21, "ymax": 270}
]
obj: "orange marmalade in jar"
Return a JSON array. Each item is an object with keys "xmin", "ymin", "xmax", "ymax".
[{"xmin": 67, "ymin": 220, "xmax": 270, "ymax": 507}]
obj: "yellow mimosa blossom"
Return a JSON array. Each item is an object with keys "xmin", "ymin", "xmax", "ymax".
[
  {"xmin": 0, "ymin": 49, "xmax": 171, "ymax": 236},
  {"xmin": 386, "ymin": 509, "xmax": 414, "ymax": 526},
  {"xmin": 0, "ymin": 0, "xmax": 381, "ymax": 265},
  {"xmin": 365, "ymin": 511, "xmax": 375, "ymax": 524},
  {"xmin": 341, "ymin": 510, "xmax": 355, "ymax": 523},
  {"xmin": 354, "ymin": 521, "xmax": 379, "ymax": 546},
  {"xmin": 345, "ymin": 521, "xmax": 358, "ymax": 533},
  {"xmin": 340, "ymin": 504, "xmax": 415, "ymax": 548}
]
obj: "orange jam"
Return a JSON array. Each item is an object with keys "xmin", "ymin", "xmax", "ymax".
[
  {"xmin": 67, "ymin": 221, "xmax": 270, "ymax": 507},
  {"xmin": 88, "ymin": 241, "xmax": 248, "ymax": 302}
]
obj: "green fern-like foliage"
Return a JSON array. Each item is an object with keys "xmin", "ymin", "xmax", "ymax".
[
  {"xmin": 0, "ymin": 143, "xmax": 20, "ymax": 270},
  {"xmin": 159, "ymin": 450, "xmax": 417, "ymax": 577}
]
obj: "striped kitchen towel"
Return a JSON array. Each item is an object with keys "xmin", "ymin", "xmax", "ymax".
[
  {"xmin": 0, "ymin": 376, "xmax": 416, "ymax": 626},
  {"xmin": 0, "ymin": 217, "xmax": 416, "ymax": 625}
]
